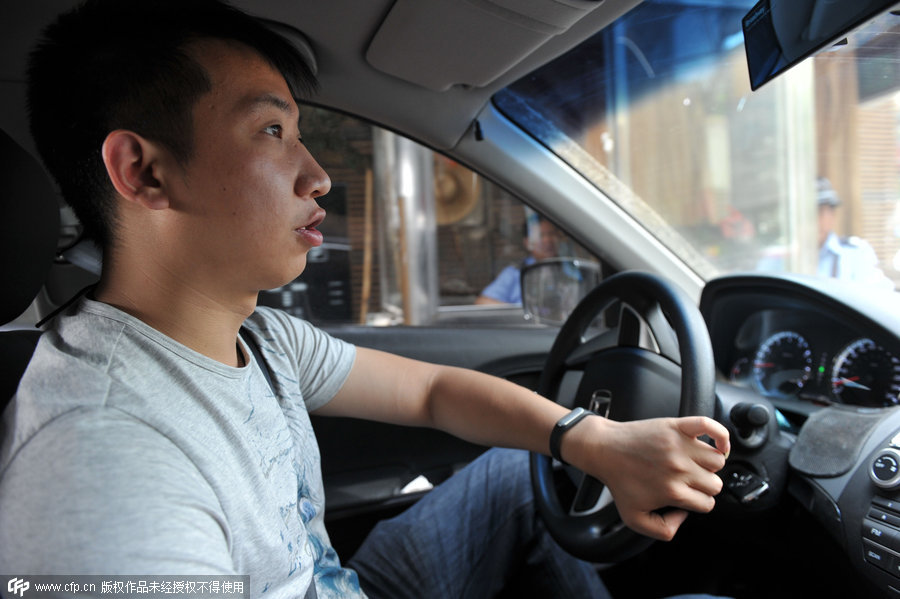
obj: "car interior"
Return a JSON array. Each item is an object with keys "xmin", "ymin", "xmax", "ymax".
[{"xmin": 4, "ymin": 0, "xmax": 900, "ymax": 597}]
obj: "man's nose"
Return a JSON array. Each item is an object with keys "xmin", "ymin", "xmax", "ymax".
[{"xmin": 296, "ymin": 144, "xmax": 331, "ymax": 199}]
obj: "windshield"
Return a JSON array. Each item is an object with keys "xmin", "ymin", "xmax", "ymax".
[{"xmin": 495, "ymin": 0, "xmax": 900, "ymax": 291}]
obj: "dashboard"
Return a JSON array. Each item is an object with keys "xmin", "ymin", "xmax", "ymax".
[
  {"xmin": 701, "ymin": 274, "xmax": 900, "ymax": 412},
  {"xmin": 701, "ymin": 274, "xmax": 900, "ymax": 598},
  {"xmin": 726, "ymin": 309, "xmax": 900, "ymax": 408}
]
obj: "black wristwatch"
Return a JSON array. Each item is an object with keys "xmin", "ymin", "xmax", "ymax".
[{"xmin": 549, "ymin": 407, "xmax": 592, "ymax": 465}]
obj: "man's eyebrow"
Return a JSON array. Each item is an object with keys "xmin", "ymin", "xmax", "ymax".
[{"xmin": 237, "ymin": 92, "xmax": 297, "ymax": 117}]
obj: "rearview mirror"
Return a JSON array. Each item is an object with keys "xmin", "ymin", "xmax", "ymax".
[
  {"xmin": 520, "ymin": 258, "xmax": 601, "ymax": 325},
  {"xmin": 743, "ymin": 0, "xmax": 898, "ymax": 90}
]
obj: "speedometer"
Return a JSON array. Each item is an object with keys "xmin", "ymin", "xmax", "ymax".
[
  {"xmin": 831, "ymin": 338, "xmax": 900, "ymax": 407},
  {"xmin": 753, "ymin": 331, "xmax": 813, "ymax": 397}
]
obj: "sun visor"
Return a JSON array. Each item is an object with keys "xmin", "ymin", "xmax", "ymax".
[{"xmin": 366, "ymin": 0, "xmax": 605, "ymax": 91}]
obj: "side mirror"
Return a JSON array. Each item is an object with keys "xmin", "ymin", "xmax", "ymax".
[{"xmin": 521, "ymin": 258, "xmax": 601, "ymax": 325}]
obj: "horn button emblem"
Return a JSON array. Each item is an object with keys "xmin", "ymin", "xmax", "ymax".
[{"xmin": 589, "ymin": 389, "xmax": 612, "ymax": 418}]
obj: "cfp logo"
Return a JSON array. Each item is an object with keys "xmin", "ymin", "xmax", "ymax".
[{"xmin": 7, "ymin": 578, "xmax": 29, "ymax": 597}]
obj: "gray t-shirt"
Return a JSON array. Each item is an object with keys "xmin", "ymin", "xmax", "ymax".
[{"xmin": 0, "ymin": 299, "xmax": 361, "ymax": 598}]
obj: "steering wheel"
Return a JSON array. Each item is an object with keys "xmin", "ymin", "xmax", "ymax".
[{"xmin": 529, "ymin": 270, "xmax": 716, "ymax": 563}]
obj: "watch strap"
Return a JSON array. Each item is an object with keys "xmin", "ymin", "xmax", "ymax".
[{"xmin": 549, "ymin": 407, "xmax": 592, "ymax": 465}]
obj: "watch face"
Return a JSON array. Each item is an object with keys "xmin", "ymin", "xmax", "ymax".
[{"xmin": 558, "ymin": 407, "xmax": 587, "ymax": 428}]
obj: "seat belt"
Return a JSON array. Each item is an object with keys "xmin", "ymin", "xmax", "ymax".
[
  {"xmin": 238, "ymin": 327, "xmax": 318, "ymax": 599},
  {"xmin": 239, "ymin": 326, "xmax": 277, "ymax": 394}
]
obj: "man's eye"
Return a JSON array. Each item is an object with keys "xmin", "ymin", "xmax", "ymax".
[{"xmin": 264, "ymin": 124, "xmax": 283, "ymax": 137}]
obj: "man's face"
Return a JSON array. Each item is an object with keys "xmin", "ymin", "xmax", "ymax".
[
  {"xmin": 165, "ymin": 39, "xmax": 330, "ymax": 294},
  {"xmin": 526, "ymin": 220, "xmax": 559, "ymax": 261}
]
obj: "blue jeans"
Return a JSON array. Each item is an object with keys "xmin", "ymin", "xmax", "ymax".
[
  {"xmin": 347, "ymin": 448, "xmax": 731, "ymax": 599},
  {"xmin": 347, "ymin": 448, "xmax": 611, "ymax": 598}
]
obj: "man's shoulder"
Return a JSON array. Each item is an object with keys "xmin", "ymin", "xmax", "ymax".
[
  {"xmin": 5, "ymin": 301, "xmax": 242, "ymax": 466},
  {"xmin": 244, "ymin": 305, "xmax": 319, "ymax": 334},
  {"xmin": 4, "ymin": 319, "xmax": 124, "ymax": 457},
  {"xmin": 826, "ymin": 233, "xmax": 877, "ymax": 256},
  {"xmin": 243, "ymin": 306, "xmax": 351, "ymax": 360},
  {"xmin": 838, "ymin": 234, "xmax": 873, "ymax": 249},
  {"xmin": 244, "ymin": 304, "xmax": 303, "ymax": 332},
  {"xmin": 0, "ymin": 407, "xmax": 228, "ymax": 575},
  {"xmin": 0, "ymin": 400, "xmax": 186, "ymax": 487},
  {"xmin": 243, "ymin": 307, "xmax": 356, "ymax": 411}
]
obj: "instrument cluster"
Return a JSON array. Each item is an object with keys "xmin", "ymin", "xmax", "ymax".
[{"xmin": 726, "ymin": 309, "xmax": 900, "ymax": 408}]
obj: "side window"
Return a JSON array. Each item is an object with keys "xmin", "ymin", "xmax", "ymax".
[{"xmin": 257, "ymin": 106, "xmax": 599, "ymax": 326}]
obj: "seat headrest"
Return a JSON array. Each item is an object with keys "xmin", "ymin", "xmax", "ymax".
[{"xmin": 0, "ymin": 129, "xmax": 60, "ymax": 325}]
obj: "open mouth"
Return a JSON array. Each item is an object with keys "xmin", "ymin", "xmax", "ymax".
[
  {"xmin": 295, "ymin": 210, "xmax": 326, "ymax": 246},
  {"xmin": 297, "ymin": 210, "xmax": 325, "ymax": 232}
]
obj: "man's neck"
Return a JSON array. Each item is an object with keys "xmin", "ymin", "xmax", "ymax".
[{"xmin": 94, "ymin": 263, "xmax": 256, "ymax": 367}]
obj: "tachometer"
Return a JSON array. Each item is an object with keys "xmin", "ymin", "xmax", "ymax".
[
  {"xmin": 831, "ymin": 338, "xmax": 900, "ymax": 407},
  {"xmin": 753, "ymin": 331, "xmax": 813, "ymax": 397}
]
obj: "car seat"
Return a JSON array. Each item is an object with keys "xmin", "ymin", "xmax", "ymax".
[{"xmin": 0, "ymin": 128, "xmax": 60, "ymax": 409}]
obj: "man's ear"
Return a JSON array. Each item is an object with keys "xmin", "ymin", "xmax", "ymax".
[{"xmin": 101, "ymin": 130, "xmax": 170, "ymax": 210}]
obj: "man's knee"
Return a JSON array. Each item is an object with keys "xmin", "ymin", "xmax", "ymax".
[{"xmin": 466, "ymin": 448, "xmax": 535, "ymax": 515}]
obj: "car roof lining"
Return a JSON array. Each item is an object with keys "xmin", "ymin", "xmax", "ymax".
[
  {"xmin": 239, "ymin": 0, "xmax": 642, "ymax": 150},
  {"xmin": 0, "ymin": 0, "xmax": 641, "ymax": 153},
  {"xmin": 365, "ymin": 0, "xmax": 610, "ymax": 92}
]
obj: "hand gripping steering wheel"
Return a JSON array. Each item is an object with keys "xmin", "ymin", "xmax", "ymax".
[{"xmin": 529, "ymin": 270, "xmax": 716, "ymax": 562}]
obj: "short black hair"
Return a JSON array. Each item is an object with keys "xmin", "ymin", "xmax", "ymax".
[{"xmin": 27, "ymin": 0, "xmax": 317, "ymax": 251}]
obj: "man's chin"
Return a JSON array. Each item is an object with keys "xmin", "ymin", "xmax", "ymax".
[{"xmin": 260, "ymin": 262, "xmax": 307, "ymax": 293}]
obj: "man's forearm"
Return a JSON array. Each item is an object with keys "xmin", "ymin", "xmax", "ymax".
[
  {"xmin": 425, "ymin": 365, "xmax": 570, "ymax": 454},
  {"xmin": 321, "ymin": 347, "xmax": 569, "ymax": 455}
]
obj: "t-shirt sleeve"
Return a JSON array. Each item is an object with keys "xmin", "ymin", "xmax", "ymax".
[
  {"xmin": 0, "ymin": 409, "xmax": 235, "ymax": 575},
  {"xmin": 244, "ymin": 308, "xmax": 357, "ymax": 412}
]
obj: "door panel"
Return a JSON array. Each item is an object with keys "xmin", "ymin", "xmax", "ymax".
[{"xmin": 313, "ymin": 325, "xmax": 557, "ymax": 520}]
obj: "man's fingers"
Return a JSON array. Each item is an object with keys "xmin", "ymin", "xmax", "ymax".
[
  {"xmin": 685, "ymin": 468, "xmax": 725, "ymax": 499},
  {"xmin": 626, "ymin": 507, "xmax": 689, "ymax": 541},
  {"xmin": 619, "ymin": 472, "xmax": 722, "ymax": 540},
  {"xmin": 690, "ymin": 439, "xmax": 729, "ymax": 473},
  {"xmin": 677, "ymin": 416, "xmax": 731, "ymax": 459},
  {"xmin": 675, "ymin": 480, "xmax": 721, "ymax": 512}
]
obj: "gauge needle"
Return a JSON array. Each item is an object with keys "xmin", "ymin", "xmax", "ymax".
[{"xmin": 837, "ymin": 377, "xmax": 871, "ymax": 391}]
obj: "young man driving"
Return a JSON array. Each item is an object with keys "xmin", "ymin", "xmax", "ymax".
[{"xmin": 0, "ymin": 1, "xmax": 730, "ymax": 597}]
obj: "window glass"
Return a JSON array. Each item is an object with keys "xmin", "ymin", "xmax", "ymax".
[
  {"xmin": 494, "ymin": 0, "xmax": 900, "ymax": 291},
  {"xmin": 257, "ymin": 106, "xmax": 600, "ymax": 326}
]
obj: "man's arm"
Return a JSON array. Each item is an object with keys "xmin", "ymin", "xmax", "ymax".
[
  {"xmin": 0, "ymin": 412, "xmax": 236, "ymax": 574},
  {"xmin": 475, "ymin": 265, "xmax": 519, "ymax": 305},
  {"xmin": 316, "ymin": 347, "xmax": 730, "ymax": 541}
]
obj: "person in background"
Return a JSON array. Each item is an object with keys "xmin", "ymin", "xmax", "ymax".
[
  {"xmin": 477, "ymin": 216, "xmax": 560, "ymax": 305},
  {"xmin": 816, "ymin": 177, "xmax": 893, "ymax": 289}
]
